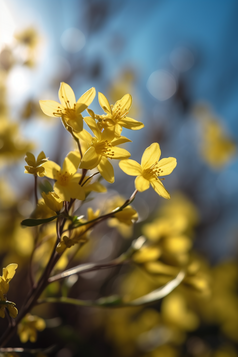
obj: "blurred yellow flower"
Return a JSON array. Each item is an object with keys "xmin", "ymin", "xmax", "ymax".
[
  {"xmin": 41, "ymin": 191, "xmax": 63, "ymax": 213},
  {"xmin": 17, "ymin": 314, "xmax": 46, "ymax": 343},
  {"xmin": 0, "ymin": 263, "xmax": 18, "ymax": 319},
  {"xmin": 39, "ymin": 82, "xmax": 96, "ymax": 133},
  {"xmin": 0, "ymin": 121, "xmax": 33, "ymax": 164},
  {"xmin": 15, "ymin": 27, "xmax": 39, "ymax": 49},
  {"xmin": 24, "ymin": 151, "xmax": 48, "ymax": 177},
  {"xmin": 162, "ymin": 292, "xmax": 200, "ymax": 331},
  {"xmin": 119, "ymin": 143, "xmax": 177, "ymax": 199},
  {"xmin": 31, "ymin": 198, "xmax": 57, "ymax": 219},
  {"xmin": 106, "ymin": 195, "xmax": 138, "ymax": 238},
  {"xmin": 194, "ymin": 104, "xmax": 236, "ymax": 169}
]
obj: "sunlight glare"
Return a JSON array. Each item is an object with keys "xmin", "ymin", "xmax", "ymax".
[{"xmin": 0, "ymin": 0, "xmax": 16, "ymax": 51}]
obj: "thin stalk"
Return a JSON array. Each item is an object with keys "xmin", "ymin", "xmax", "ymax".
[
  {"xmin": 72, "ymin": 132, "xmax": 82, "ymax": 158},
  {"xmin": 64, "ymin": 189, "xmax": 138, "ymax": 234},
  {"xmin": 34, "ymin": 175, "xmax": 38, "ymax": 205}
]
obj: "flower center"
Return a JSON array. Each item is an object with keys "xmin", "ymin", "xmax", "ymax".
[
  {"xmin": 53, "ymin": 96, "xmax": 78, "ymax": 121},
  {"xmin": 112, "ymin": 103, "xmax": 128, "ymax": 121},
  {"xmin": 142, "ymin": 164, "xmax": 164, "ymax": 181},
  {"xmin": 93, "ymin": 140, "xmax": 115, "ymax": 158},
  {"xmin": 55, "ymin": 171, "xmax": 72, "ymax": 186},
  {"xmin": 97, "ymin": 117, "xmax": 114, "ymax": 130}
]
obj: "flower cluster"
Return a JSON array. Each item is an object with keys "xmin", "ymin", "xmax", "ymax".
[{"xmin": 38, "ymin": 82, "xmax": 176, "ymax": 194}]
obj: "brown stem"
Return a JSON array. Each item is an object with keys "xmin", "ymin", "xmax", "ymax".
[
  {"xmin": 72, "ymin": 133, "xmax": 82, "ymax": 159},
  {"xmin": 34, "ymin": 175, "xmax": 38, "ymax": 205}
]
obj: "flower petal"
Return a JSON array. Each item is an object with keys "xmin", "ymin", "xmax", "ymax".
[
  {"xmin": 135, "ymin": 175, "xmax": 150, "ymax": 192},
  {"xmin": 54, "ymin": 182, "xmax": 85, "ymax": 201},
  {"xmin": 163, "ymin": 235, "xmax": 192, "ymax": 254},
  {"xmin": 58, "ymin": 82, "xmax": 76, "ymax": 108},
  {"xmin": 141, "ymin": 143, "xmax": 161, "ymax": 170},
  {"xmin": 4, "ymin": 264, "xmax": 18, "ymax": 281},
  {"xmin": 80, "ymin": 147, "xmax": 101, "ymax": 169},
  {"xmin": 84, "ymin": 116, "xmax": 101, "ymax": 138},
  {"xmin": 98, "ymin": 157, "xmax": 114, "ymax": 183},
  {"xmin": 156, "ymin": 157, "xmax": 177, "ymax": 176},
  {"xmin": 66, "ymin": 182, "xmax": 85, "ymax": 201},
  {"xmin": 118, "ymin": 117, "xmax": 144, "ymax": 130},
  {"xmin": 111, "ymin": 147, "xmax": 131, "ymax": 160},
  {"xmin": 98, "ymin": 92, "xmax": 112, "ymax": 114},
  {"xmin": 54, "ymin": 183, "xmax": 70, "ymax": 201},
  {"xmin": 85, "ymin": 181, "xmax": 107, "ymax": 193},
  {"xmin": 113, "ymin": 94, "xmax": 132, "ymax": 116},
  {"xmin": 39, "ymin": 100, "xmax": 62, "ymax": 117},
  {"xmin": 75, "ymin": 102, "xmax": 87, "ymax": 114},
  {"xmin": 77, "ymin": 87, "xmax": 96, "ymax": 108},
  {"xmin": 112, "ymin": 136, "xmax": 132, "ymax": 146},
  {"xmin": 67, "ymin": 116, "xmax": 83, "ymax": 133},
  {"xmin": 37, "ymin": 151, "xmax": 47, "ymax": 165},
  {"xmin": 114, "ymin": 124, "xmax": 123, "ymax": 137},
  {"xmin": 25, "ymin": 152, "xmax": 35, "ymax": 166},
  {"xmin": 151, "ymin": 179, "xmax": 170, "ymax": 199},
  {"xmin": 62, "ymin": 151, "xmax": 81, "ymax": 174},
  {"xmin": 42, "ymin": 161, "xmax": 61, "ymax": 179},
  {"xmin": 75, "ymin": 129, "xmax": 93, "ymax": 145},
  {"xmin": 119, "ymin": 159, "xmax": 142, "ymax": 176}
]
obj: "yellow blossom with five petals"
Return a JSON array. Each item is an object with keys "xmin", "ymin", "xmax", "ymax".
[
  {"xmin": 79, "ymin": 127, "xmax": 131, "ymax": 183},
  {"xmin": 39, "ymin": 82, "xmax": 96, "ymax": 133},
  {"xmin": 119, "ymin": 143, "xmax": 177, "ymax": 199},
  {"xmin": 86, "ymin": 92, "xmax": 144, "ymax": 138}
]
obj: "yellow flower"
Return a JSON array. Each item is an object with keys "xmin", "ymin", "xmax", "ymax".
[
  {"xmin": 18, "ymin": 314, "xmax": 46, "ymax": 343},
  {"xmin": 39, "ymin": 82, "xmax": 96, "ymax": 133},
  {"xmin": 119, "ymin": 143, "xmax": 177, "ymax": 199},
  {"xmin": 0, "ymin": 264, "xmax": 18, "ymax": 319},
  {"xmin": 24, "ymin": 151, "xmax": 48, "ymax": 177},
  {"xmin": 86, "ymin": 92, "xmax": 144, "ymax": 138},
  {"xmin": 31, "ymin": 198, "xmax": 57, "ymax": 219},
  {"xmin": 194, "ymin": 104, "xmax": 236, "ymax": 169},
  {"xmin": 41, "ymin": 191, "xmax": 63, "ymax": 213},
  {"xmin": 106, "ymin": 196, "xmax": 138, "ymax": 238},
  {"xmin": 42, "ymin": 151, "xmax": 85, "ymax": 201},
  {"xmin": 79, "ymin": 129, "xmax": 131, "ymax": 183},
  {"xmin": 0, "ymin": 264, "xmax": 18, "ymax": 297},
  {"xmin": 0, "ymin": 121, "xmax": 34, "ymax": 163},
  {"xmin": 162, "ymin": 292, "xmax": 199, "ymax": 331},
  {"xmin": 15, "ymin": 27, "xmax": 39, "ymax": 49}
]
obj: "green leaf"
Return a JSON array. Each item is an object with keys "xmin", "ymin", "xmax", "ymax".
[
  {"xmin": 97, "ymin": 295, "xmax": 122, "ymax": 306},
  {"xmin": 21, "ymin": 215, "xmax": 58, "ymax": 227}
]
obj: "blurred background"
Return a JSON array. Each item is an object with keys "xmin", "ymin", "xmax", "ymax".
[{"xmin": 1, "ymin": 0, "xmax": 238, "ymax": 356}]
